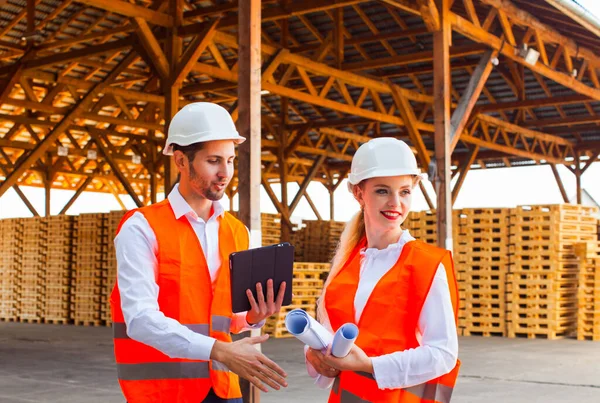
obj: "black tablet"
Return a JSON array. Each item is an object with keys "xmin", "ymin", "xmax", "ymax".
[{"xmin": 229, "ymin": 242, "xmax": 295, "ymax": 313}]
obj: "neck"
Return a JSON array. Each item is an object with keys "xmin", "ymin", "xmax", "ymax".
[
  {"xmin": 364, "ymin": 222, "xmax": 402, "ymax": 250},
  {"xmin": 177, "ymin": 181, "xmax": 213, "ymax": 221}
]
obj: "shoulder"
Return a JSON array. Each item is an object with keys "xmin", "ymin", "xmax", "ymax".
[{"xmin": 405, "ymin": 239, "xmax": 450, "ymax": 261}]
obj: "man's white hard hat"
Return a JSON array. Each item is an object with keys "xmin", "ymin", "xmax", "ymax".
[
  {"xmin": 162, "ymin": 102, "xmax": 246, "ymax": 156},
  {"xmin": 347, "ymin": 137, "xmax": 426, "ymax": 185}
]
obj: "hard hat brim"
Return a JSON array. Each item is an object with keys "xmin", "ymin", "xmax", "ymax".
[
  {"xmin": 347, "ymin": 168, "xmax": 427, "ymax": 185},
  {"xmin": 163, "ymin": 133, "xmax": 246, "ymax": 155}
]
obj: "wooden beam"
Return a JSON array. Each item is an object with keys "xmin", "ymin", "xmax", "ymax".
[
  {"xmin": 289, "ymin": 154, "xmax": 326, "ymax": 215},
  {"xmin": 450, "ymin": 13, "xmax": 600, "ymax": 101},
  {"xmin": 452, "ymin": 146, "xmax": 479, "ymax": 204},
  {"xmin": 261, "ymin": 177, "xmax": 293, "ymax": 229},
  {"xmin": 460, "ymin": 134, "xmax": 565, "ymax": 163},
  {"xmin": 13, "ymin": 185, "xmax": 40, "ymax": 216},
  {"xmin": 581, "ymin": 150, "xmax": 600, "ymax": 174},
  {"xmin": 550, "ymin": 163, "xmax": 568, "ymax": 203},
  {"xmin": 477, "ymin": 94, "xmax": 590, "ymax": 112},
  {"xmin": 477, "ymin": 114, "xmax": 573, "ymax": 146},
  {"xmin": 59, "ymin": 176, "xmax": 93, "ymax": 214},
  {"xmin": 76, "ymin": 0, "xmax": 173, "ymax": 27},
  {"xmin": 450, "ymin": 50, "xmax": 496, "ymax": 152},
  {"xmin": 433, "ymin": 0, "xmax": 453, "ymax": 250},
  {"xmin": 419, "ymin": 181, "xmax": 435, "ymax": 210},
  {"xmin": 172, "ymin": 19, "xmax": 218, "ymax": 85},
  {"xmin": 303, "ymin": 190, "xmax": 323, "ymax": 221},
  {"xmin": 132, "ymin": 17, "xmax": 170, "ymax": 81},
  {"xmin": 575, "ymin": 153, "xmax": 582, "ymax": 204},
  {"xmin": 521, "ymin": 114, "xmax": 600, "ymax": 128},
  {"xmin": 94, "ymin": 136, "xmax": 143, "ymax": 207},
  {"xmin": 417, "ymin": 0, "xmax": 440, "ymax": 31}
]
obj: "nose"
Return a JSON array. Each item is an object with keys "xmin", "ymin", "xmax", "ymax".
[
  {"xmin": 217, "ymin": 161, "xmax": 231, "ymax": 180},
  {"xmin": 387, "ymin": 193, "xmax": 401, "ymax": 208}
]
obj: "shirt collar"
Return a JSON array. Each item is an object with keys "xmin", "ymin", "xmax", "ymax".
[
  {"xmin": 167, "ymin": 183, "xmax": 225, "ymax": 221},
  {"xmin": 360, "ymin": 229, "xmax": 415, "ymax": 257}
]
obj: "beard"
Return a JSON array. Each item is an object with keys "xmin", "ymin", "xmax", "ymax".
[{"xmin": 189, "ymin": 164, "xmax": 227, "ymax": 201}]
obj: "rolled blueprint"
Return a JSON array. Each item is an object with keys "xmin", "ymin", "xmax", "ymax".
[{"xmin": 284, "ymin": 309, "xmax": 358, "ymax": 358}]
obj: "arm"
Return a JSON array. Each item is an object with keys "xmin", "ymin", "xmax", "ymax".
[
  {"xmin": 115, "ymin": 212, "xmax": 216, "ymax": 360},
  {"xmin": 231, "ymin": 312, "xmax": 265, "ymax": 334},
  {"xmin": 370, "ymin": 263, "xmax": 458, "ymax": 390}
]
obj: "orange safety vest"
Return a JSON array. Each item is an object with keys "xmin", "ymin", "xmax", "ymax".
[
  {"xmin": 325, "ymin": 239, "xmax": 461, "ymax": 403},
  {"xmin": 110, "ymin": 199, "xmax": 249, "ymax": 403}
]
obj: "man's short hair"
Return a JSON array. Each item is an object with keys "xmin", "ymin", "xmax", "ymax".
[{"xmin": 172, "ymin": 142, "xmax": 205, "ymax": 163}]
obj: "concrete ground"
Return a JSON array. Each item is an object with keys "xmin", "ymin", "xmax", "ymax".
[{"xmin": 0, "ymin": 322, "xmax": 599, "ymax": 402}]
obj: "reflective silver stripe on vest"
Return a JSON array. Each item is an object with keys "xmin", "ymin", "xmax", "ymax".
[
  {"xmin": 404, "ymin": 383, "xmax": 454, "ymax": 403},
  {"xmin": 333, "ymin": 376, "xmax": 341, "ymax": 394},
  {"xmin": 117, "ymin": 362, "xmax": 210, "ymax": 381},
  {"xmin": 113, "ymin": 322, "xmax": 209, "ymax": 340},
  {"xmin": 355, "ymin": 371, "xmax": 375, "ymax": 380},
  {"xmin": 340, "ymin": 390, "xmax": 372, "ymax": 403},
  {"xmin": 212, "ymin": 360, "xmax": 230, "ymax": 372},
  {"xmin": 212, "ymin": 315, "xmax": 231, "ymax": 333}
]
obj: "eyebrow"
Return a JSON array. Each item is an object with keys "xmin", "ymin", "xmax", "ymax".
[
  {"xmin": 374, "ymin": 184, "xmax": 411, "ymax": 189},
  {"xmin": 206, "ymin": 155, "xmax": 235, "ymax": 159}
]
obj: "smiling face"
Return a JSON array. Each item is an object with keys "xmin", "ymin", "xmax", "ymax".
[
  {"xmin": 354, "ymin": 175, "xmax": 415, "ymax": 235},
  {"xmin": 175, "ymin": 140, "xmax": 235, "ymax": 201}
]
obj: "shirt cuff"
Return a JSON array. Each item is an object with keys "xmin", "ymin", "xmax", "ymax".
[
  {"xmin": 371, "ymin": 355, "xmax": 398, "ymax": 390},
  {"xmin": 231, "ymin": 312, "xmax": 265, "ymax": 334},
  {"xmin": 187, "ymin": 333, "xmax": 217, "ymax": 361}
]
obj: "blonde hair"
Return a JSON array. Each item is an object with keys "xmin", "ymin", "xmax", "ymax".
[{"xmin": 316, "ymin": 209, "xmax": 365, "ymax": 324}]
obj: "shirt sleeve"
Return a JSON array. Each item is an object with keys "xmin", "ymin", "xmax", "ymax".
[
  {"xmin": 115, "ymin": 212, "xmax": 217, "ymax": 361},
  {"xmin": 304, "ymin": 314, "xmax": 337, "ymax": 389},
  {"xmin": 370, "ymin": 263, "xmax": 459, "ymax": 390},
  {"xmin": 230, "ymin": 312, "xmax": 265, "ymax": 334}
]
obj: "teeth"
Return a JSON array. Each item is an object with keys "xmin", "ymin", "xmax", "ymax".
[{"xmin": 382, "ymin": 212, "xmax": 399, "ymax": 218}]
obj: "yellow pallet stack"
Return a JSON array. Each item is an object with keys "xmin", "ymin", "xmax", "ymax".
[
  {"xmin": 43, "ymin": 215, "xmax": 74, "ymax": 324},
  {"xmin": 404, "ymin": 210, "xmax": 438, "ymax": 245},
  {"xmin": 72, "ymin": 213, "xmax": 107, "ymax": 326},
  {"xmin": 18, "ymin": 217, "xmax": 47, "ymax": 323},
  {"xmin": 456, "ymin": 208, "xmax": 510, "ymax": 337},
  {"xmin": 575, "ymin": 241, "xmax": 600, "ymax": 341},
  {"xmin": 261, "ymin": 213, "xmax": 281, "ymax": 246},
  {"xmin": 264, "ymin": 262, "xmax": 330, "ymax": 338},
  {"xmin": 507, "ymin": 205, "xmax": 598, "ymax": 339},
  {"xmin": 0, "ymin": 219, "xmax": 23, "ymax": 322},
  {"xmin": 299, "ymin": 221, "xmax": 345, "ymax": 263},
  {"xmin": 102, "ymin": 211, "xmax": 125, "ymax": 326}
]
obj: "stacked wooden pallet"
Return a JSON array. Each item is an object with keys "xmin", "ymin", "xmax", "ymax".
[
  {"xmin": 0, "ymin": 219, "xmax": 23, "ymax": 321},
  {"xmin": 72, "ymin": 213, "xmax": 107, "ymax": 326},
  {"xmin": 18, "ymin": 217, "xmax": 47, "ymax": 323},
  {"xmin": 507, "ymin": 204, "xmax": 598, "ymax": 339},
  {"xmin": 261, "ymin": 213, "xmax": 281, "ymax": 246},
  {"xmin": 101, "ymin": 211, "xmax": 125, "ymax": 326},
  {"xmin": 44, "ymin": 215, "xmax": 74, "ymax": 324},
  {"xmin": 455, "ymin": 208, "xmax": 510, "ymax": 337},
  {"xmin": 575, "ymin": 241, "xmax": 600, "ymax": 341},
  {"xmin": 297, "ymin": 220, "xmax": 345, "ymax": 263},
  {"xmin": 290, "ymin": 223, "xmax": 306, "ymax": 261},
  {"xmin": 403, "ymin": 210, "xmax": 438, "ymax": 245},
  {"xmin": 264, "ymin": 262, "xmax": 330, "ymax": 338}
]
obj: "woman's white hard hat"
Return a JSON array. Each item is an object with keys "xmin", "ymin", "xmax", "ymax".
[
  {"xmin": 347, "ymin": 137, "xmax": 427, "ymax": 185},
  {"xmin": 163, "ymin": 102, "xmax": 246, "ymax": 156}
]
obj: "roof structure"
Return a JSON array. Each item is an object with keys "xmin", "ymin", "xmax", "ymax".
[{"xmin": 0, "ymin": 0, "xmax": 598, "ymax": 214}]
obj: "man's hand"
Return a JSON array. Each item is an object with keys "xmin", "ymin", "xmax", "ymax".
[
  {"xmin": 211, "ymin": 334, "xmax": 288, "ymax": 392},
  {"xmin": 246, "ymin": 279, "xmax": 286, "ymax": 325},
  {"xmin": 306, "ymin": 347, "xmax": 340, "ymax": 378}
]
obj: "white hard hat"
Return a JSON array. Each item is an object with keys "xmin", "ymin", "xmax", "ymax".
[
  {"xmin": 347, "ymin": 137, "xmax": 426, "ymax": 185},
  {"xmin": 163, "ymin": 102, "xmax": 246, "ymax": 155}
]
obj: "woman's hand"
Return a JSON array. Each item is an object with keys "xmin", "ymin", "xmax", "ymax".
[
  {"xmin": 321, "ymin": 344, "xmax": 373, "ymax": 374},
  {"xmin": 245, "ymin": 279, "xmax": 286, "ymax": 325},
  {"xmin": 307, "ymin": 347, "xmax": 340, "ymax": 378}
]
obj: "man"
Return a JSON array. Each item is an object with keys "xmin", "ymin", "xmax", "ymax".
[{"xmin": 110, "ymin": 102, "xmax": 288, "ymax": 403}]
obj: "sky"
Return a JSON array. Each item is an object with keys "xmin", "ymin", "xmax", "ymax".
[{"xmin": 1, "ymin": 1, "xmax": 600, "ymax": 222}]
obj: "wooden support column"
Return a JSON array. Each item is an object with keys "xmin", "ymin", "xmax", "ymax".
[
  {"xmin": 163, "ymin": 0, "xmax": 182, "ymax": 196},
  {"xmin": 419, "ymin": 181, "xmax": 435, "ymax": 211},
  {"xmin": 278, "ymin": 102, "xmax": 291, "ymax": 242},
  {"xmin": 550, "ymin": 164, "xmax": 568, "ymax": 203},
  {"xmin": 433, "ymin": 0, "xmax": 453, "ymax": 250},
  {"xmin": 237, "ymin": 1, "xmax": 262, "ymax": 401},
  {"xmin": 575, "ymin": 153, "xmax": 582, "ymax": 205},
  {"xmin": 45, "ymin": 175, "xmax": 51, "ymax": 216},
  {"xmin": 452, "ymin": 146, "xmax": 479, "ymax": 205},
  {"xmin": 329, "ymin": 185, "xmax": 335, "ymax": 221}
]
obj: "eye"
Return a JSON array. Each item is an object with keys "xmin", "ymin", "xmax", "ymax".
[
  {"xmin": 375, "ymin": 189, "xmax": 388, "ymax": 195},
  {"xmin": 401, "ymin": 190, "xmax": 411, "ymax": 196},
  {"xmin": 208, "ymin": 159, "xmax": 219, "ymax": 164}
]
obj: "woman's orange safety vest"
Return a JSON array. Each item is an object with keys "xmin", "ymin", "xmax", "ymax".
[
  {"xmin": 110, "ymin": 199, "xmax": 249, "ymax": 403},
  {"xmin": 325, "ymin": 239, "xmax": 461, "ymax": 403}
]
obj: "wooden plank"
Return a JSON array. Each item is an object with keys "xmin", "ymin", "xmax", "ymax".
[
  {"xmin": 477, "ymin": 114, "xmax": 573, "ymax": 146},
  {"xmin": 417, "ymin": 0, "xmax": 440, "ymax": 31},
  {"xmin": 460, "ymin": 134, "xmax": 564, "ymax": 163},
  {"xmin": 477, "ymin": 94, "xmax": 589, "ymax": 112},
  {"xmin": 173, "ymin": 19, "xmax": 218, "ymax": 85},
  {"xmin": 450, "ymin": 50, "xmax": 497, "ymax": 152},
  {"xmin": 132, "ymin": 17, "xmax": 169, "ymax": 81},
  {"xmin": 433, "ymin": 0, "xmax": 453, "ymax": 251},
  {"xmin": 77, "ymin": 0, "xmax": 173, "ymax": 27}
]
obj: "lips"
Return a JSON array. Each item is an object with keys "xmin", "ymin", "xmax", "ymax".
[{"xmin": 381, "ymin": 211, "xmax": 401, "ymax": 220}]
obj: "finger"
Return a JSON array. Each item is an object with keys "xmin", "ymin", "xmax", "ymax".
[
  {"xmin": 256, "ymin": 282, "xmax": 266, "ymax": 307},
  {"xmin": 275, "ymin": 281, "xmax": 286, "ymax": 308},
  {"xmin": 255, "ymin": 368, "xmax": 284, "ymax": 390},
  {"xmin": 249, "ymin": 375, "xmax": 268, "ymax": 393},
  {"xmin": 266, "ymin": 279, "xmax": 275, "ymax": 309},
  {"xmin": 246, "ymin": 289, "xmax": 259, "ymax": 312},
  {"xmin": 258, "ymin": 354, "xmax": 288, "ymax": 379},
  {"xmin": 248, "ymin": 334, "xmax": 270, "ymax": 344}
]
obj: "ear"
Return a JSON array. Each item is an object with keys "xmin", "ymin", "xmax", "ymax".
[
  {"xmin": 352, "ymin": 184, "xmax": 365, "ymax": 209},
  {"xmin": 173, "ymin": 150, "xmax": 187, "ymax": 172}
]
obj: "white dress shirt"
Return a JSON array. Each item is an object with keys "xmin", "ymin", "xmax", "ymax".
[
  {"xmin": 114, "ymin": 184, "xmax": 261, "ymax": 362},
  {"xmin": 306, "ymin": 230, "xmax": 458, "ymax": 390}
]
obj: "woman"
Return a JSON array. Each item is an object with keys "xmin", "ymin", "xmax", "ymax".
[{"xmin": 305, "ymin": 137, "xmax": 460, "ymax": 403}]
